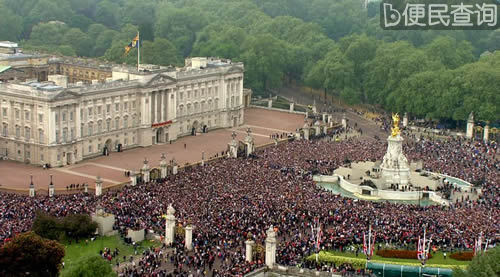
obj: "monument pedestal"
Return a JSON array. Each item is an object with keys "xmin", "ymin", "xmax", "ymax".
[{"xmin": 380, "ymin": 135, "xmax": 410, "ymax": 189}]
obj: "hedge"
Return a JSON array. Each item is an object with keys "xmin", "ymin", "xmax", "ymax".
[
  {"xmin": 377, "ymin": 249, "xmax": 433, "ymax": 260},
  {"xmin": 450, "ymin": 251, "xmax": 474, "ymax": 261}
]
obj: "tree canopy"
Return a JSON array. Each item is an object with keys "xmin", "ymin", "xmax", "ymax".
[
  {"xmin": 0, "ymin": 232, "xmax": 65, "ymax": 277},
  {"xmin": 0, "ymin": 0, "xmax": 497, "ymax": 122}
]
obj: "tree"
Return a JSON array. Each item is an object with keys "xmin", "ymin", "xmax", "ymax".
[
  {"xmin": 29, "ymin": 22, "xmax": 69, "ymax": 46},
  {"xmin": 238, "ymin": 34, "xmax": 288, "ymax": 92},
  {"xmin": 0, "ymin": 232, "xmax": 65, "ymax": 277},
  {"xmin": 62, "ymin": 28, "xmax": 93, "ymax": 56},
  {"xmin": 424, "ymin": 36, "xmax": 474, "ymax": 69},
  {"xmin": 453, "ymin": 246, "xmax": 500, "ymax": 277},
  {"xmin": 64, "ymin": 255, "xmax": 116, "ymax": 277},
  {"xmin": 142, "ymin": 38, "xmax": 182, "ymax": 66},
  {"xmin": 62, "ymin": 214, "xmax": 98, "ymax": 241},
  {"xmin": 32, "ymin": 212, "xmax": 63, "ymax": 241},
  {"xmin": 0, "ymin": 4, "xmax": 23, "ymax": 41}
]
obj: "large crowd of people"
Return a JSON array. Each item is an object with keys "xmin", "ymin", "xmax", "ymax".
[{"xmin": 0, "ymin": 133, "xmax": 498, "ymax": 276}]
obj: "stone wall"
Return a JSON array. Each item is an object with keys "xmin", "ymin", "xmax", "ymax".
[
  {"xmin": 127, "ymin": 228, "xmax": 145, "ymax": 243},
  {"xmin": 91, "ymin": 213, "xmax": 115, "ymax": 236}
]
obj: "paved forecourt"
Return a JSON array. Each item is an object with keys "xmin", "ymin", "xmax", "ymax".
[{"xmin": 0, "ymin": 108, "xmax": 305, "ymax": 192}]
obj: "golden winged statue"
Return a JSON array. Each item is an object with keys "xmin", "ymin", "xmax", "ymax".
[{"xmin": 391, "ymin": 113, "xmax": 401, "ymax": 137}]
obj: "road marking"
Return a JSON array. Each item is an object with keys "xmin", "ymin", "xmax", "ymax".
[
  {"xmin": 54, "ymin": 168, "xmax": 121, "ymax": 184},
  {"xmin": 87, "ymin": 162, "xmax": 129, "ymax": 172},
  {"xmin": 242, "ymin": 124, "xmax": 293, "ymax": 133}
]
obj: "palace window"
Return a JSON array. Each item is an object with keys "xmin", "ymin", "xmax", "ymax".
[
  {"xmin": 106, "ymin": 120, "xmax": 110, "ymax": 132},
  {"xmin": 25, "ymin": 127, "xmax": 31, "ymax": 140},
  {"xmin": 39, "ymin": 129, "xmax": 44, "ymax": 143},
  {"xmin": 62, "ymin": 112, "xmax": 66, "ymax": 122},
  {"xmin": 88, "ymin": 123, "xmax": 93, "ymax": 136},
  {"xmin": 2, "ymin": 124, "xmax": 8, "ymax": 136},
  {"xmin": 2, "ymin": 108, "xmax": 7, "ymax": 117},
  {"xmin": 55, "ymin": 130, "xmax": 60, "ymax": 142},
  {"xmin": 115, "ymin": 118, "xmax": 120, "ymax": 129},
  {"xmin": 15, "ymin": 109, "xmax": 19, "ymax": 120},
  {"xmin": 62, "ymin": 128, "xmax": 67, "ymax": 142},
  {"xmin": 25, "ymin": 111, "xmax": 30, "ymax": 121},
  {"xmin": 39, "ymin": 114, "xmax": 43, "ymax": 123}
]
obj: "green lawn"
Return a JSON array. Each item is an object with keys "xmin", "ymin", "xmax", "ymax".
[{"xmin": 61, "ymin": 235, "xmax": 160, "ymax": 276}]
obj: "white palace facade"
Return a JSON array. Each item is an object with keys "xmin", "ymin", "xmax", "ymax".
[{"xmin": 0, "ymin": 57, "xmax": 248, "ymax": 166}]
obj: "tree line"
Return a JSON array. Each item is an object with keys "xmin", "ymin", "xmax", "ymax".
[{"xmin": 0, "ymin": 0, "xmax": 498, "ymax": 122}]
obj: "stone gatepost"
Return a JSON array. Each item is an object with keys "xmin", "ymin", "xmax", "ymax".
[
  {"xmin": 171, "ymin": 159, "xmax": 178, "ymax": 175},
  {"xmin": 165, "ymin": 204, "xmax": 176, "ymax": 245},
  {"xmin": 323, "ymin": 126, "xmax": 328, "ymax": 135},
  {"xmin": 484, "ymin": 124, "xmax": 489, "ymax": 142},
  {"xmin": 312, "ymin": 99, "xmax": 317, "ymax": 114},
  {"xmin": 245, "ymin": 240, "xmax": 255, "ymax": 262},
  {"xmin": 289, "ymin": 102, "xmax": 294, "ymax": 113},
  {"xmin": 129, "ymin": 171, "xmax": 137, "ymax": 186},
  {"xmin": 142, "ymin": 158, "xmax": 150, "ymax": 183},
  {"xmin": 29, "ymin": 175, "xmax": 35, "ymax": 198},
  {"xmin": 185, "ymin": 225, "xmax": 193, "ymax": 250},
  {"xmin": 268, "ymin": 99, "xmax": 273, "ymax": 108},
  {"xmin": 228, "ymin": 131, "xmax": 238, "ymax": 158},
  {"xmin": 328, "ymin": 115, "xmax": 333, "ymax": 127},
  {"xmin": 342, "ymin": 113, "xmax": 347, "ymax": 129},
  {"xmin": 265, "ymin": 226, "xmax": 277, "ymax": 268},
  {"xmin": 160, "ymin": 154, "xmax": 168, "ymax": 178},
  {"xmin": 48, "ymin": 175, "xmax": 55, "ymax": 197},
  {"xmin": 95, "ymin": 176, "xmax": 103, "ymax": 196},
  {"xmin": 201, "ymin": 151, "xmax": 205, "ymax": 166},
  {"xmin": 303, "ymin": 128, "xmax": 310, "ymax": 141},
  {"xmin": 322, "ymin": 113, "xmax": 327, "ymax": 122},
  {"xmin": 466, "ymin": 112, "xmax": 474, "ymax": 139},
  {"xmin": 403, "ymin": 112, "xmax": 408, "ymax": 127},
  {"xmin": 84, "ymin": 182, "xmax": 88, "ymax": 193},
  {"xmin": 245, "ymin": 128, "xmax": 255, "ymax": 156}
]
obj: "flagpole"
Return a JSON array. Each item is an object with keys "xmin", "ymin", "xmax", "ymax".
[{"xmin": 137, "ymin": 31, "xmax": 140, "ymax": 71}]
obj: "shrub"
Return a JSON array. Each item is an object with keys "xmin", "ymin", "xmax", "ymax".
[
  {"xmin": 32, "ymin": 212, "xmax": 97, "ymax": 242},
  {"xmin": 450, "ymin": 251, "xmax": 474, "ymax": 261},
  {"xmin": 376, "ymin": 249, "xmax": 432, "ymax": 260}
]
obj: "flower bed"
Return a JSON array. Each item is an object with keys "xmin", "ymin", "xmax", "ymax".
[
  {"xmin": 450, "ymin": 251, "xmax": 474, "ymax": 261},
  {"xmin": 376, "ymin": 249, "xmax": 432, "ymax": 259}
]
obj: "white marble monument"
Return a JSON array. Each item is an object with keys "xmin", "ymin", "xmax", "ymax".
[{"xmin": 380, "ymin": 114, "xmax": 410, "ymax": 189}]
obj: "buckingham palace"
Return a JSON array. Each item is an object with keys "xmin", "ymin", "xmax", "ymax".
[{"xmin": 0, "ymin": 57, "xmax": 251, "ymax": 166}]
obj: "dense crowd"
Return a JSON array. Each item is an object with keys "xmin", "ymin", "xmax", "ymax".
[{"xmin": 0, "ymin": 135, "xmax": 498, "ymax": 276}]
